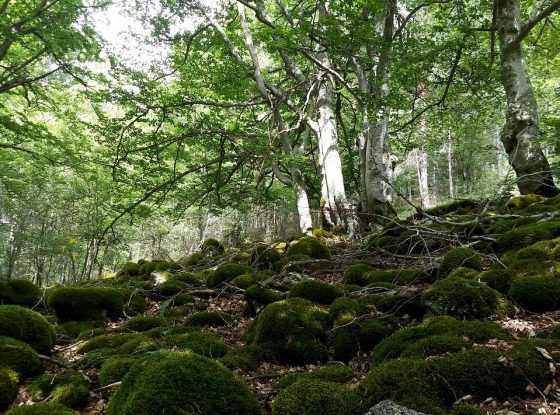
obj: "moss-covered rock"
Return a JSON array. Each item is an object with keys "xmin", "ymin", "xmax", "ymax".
[
  {"xmin": 178, "ymin": 253, "xmax": 204, "ymax": 267},
  {"xmin": 244, "ymin": 285, "xmax": 285, "ymax": 312},
  {"xmin": 0, "ymin": 305, "xmax": 54, "ymax": 354},
  {"xmin": 0, "ymin": 279, "xmax": 41, "ymax": 307},
  {"xmin": 30, "ymin": 370, "xmax": 89, "ymax": 409},
  {"xmin": 329, "ymin": 297, "xmax": 367, "ymax": 326},
  {"xmin": 164, "ymin": 330, "xmax": 228, "ymax": 358},
  {"xmin": 172, "ymin": 271, "xmax": 202, "ymax": 285},
  {"xmin": 288, "ymin": 279, "xmax": 342, "ymax": 305},
  {"xmin": 0, "ymin": 368, "xmax": 18, "ymax": 411},
  {"xmin": 332, "ymin": 318, "xmax": 399, "ymax": 361},
  {"xmin": 201, "ymin": 238, "xmax": 225, "ymax": 257},
  {"xmin": 206, "ymin": 263, "xmax": 253, "ymax": 288},
  {"xmin": 479, "ymin": 268, "xmax": 512, "ymax": 293},
  {"xmin": 400, "ymin": 334, "xmax": 471, "ymax": 359},
  {"xmin": 344, "ymin": 263, "xmax": 374, "ymax": 285},
  {"xmin": 363, "ymin": 268, "xmax": 425, "ymax": 286},
  {"xmin": 276, "ymin": 365, "xmax": 354, "ymax": 390},
  {"xmin": 251, "ymin": 244, "xmax": 282, "ymax": 269},
  {"xmin": 185, "ymin": 311, "xmax": 232, "ymax": 327},
  {"xmin": 231, "ymin": 274, "xmax": 256, "ymax": 289},
  {"xmin": 159, "ymin": 280, "xmax": 188, "ymax": 297},
  {"xmin": 106, "ymin": 351, "xmax": 260, "ymax": 415},
  {"xmin": 437, "ymin": 247, "xmax": 482, "ymax": 278},
  {"xmin": 47, "ymin": 287, "xmax": 124, "ymax": 321},
  {"xmin": 122, "ymin": 316, "xmax": 165, "ymax": 332},
  {"xmin": 56, "ymin": 320, "xmax": 104, "ymax": 339},
  {"xmin": 287, "ymin": 237, "xmax": 331, "ymax": 259},
  {"xmin": 5, "ymin": 402, "xmax": 77, "ymax": 415},
  {"xmin": 246, "ymin": 298, "xmax": 331, "ymax": 364},
  {"xmin": 0, "ymin": 336, "xmax": 43, "ymax": 378},
  {"xmin": 99, "ymin": 356, "xmax": 138, "ymax": 386},
  {"xmin": 447, "ymin": 267, "xmax": 480, "ymax": 280},
  {"xmin": 220, "ymin": 346, "xmax": 261, "ymax": 371},
  {"xmin": 117, "ymin": 262, "xmax": 140, "ymax": 278},
  {"xmin": 78, "ymin": 333, "xmax": 143, "ymax": 354},
  {"xmin": 362, "ymin": 291, "xmax": 427, "ymax": 319},
  {"xmin": 495, "ymin": 220, "xmax": 560, "ymax": 252},
  {"xmin": 508, "ymin": 275, "xmax": 560, "ymax": 312},
  {"xmin": 422, "ymin": 277, "xmax": 498, "ymax": 319},
  {"xmin": 272, "ymin": 379, "xmax": 362, "ymax": 415},
  {"xmin": 506, "ymin": 194, "xmax": 545, "ymax": 210}
]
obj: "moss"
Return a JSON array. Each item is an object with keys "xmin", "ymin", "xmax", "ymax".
[
  {"xmin": 159, "ymin": 280, "xmax": 188, "ymax": 297},
  {"xmin": 231, "ymin": 274, "xmax": 256, "ymax": 289},
  {"xmin": 117, "ymin": 262, "xmax": 140, "ymax": 278},
  {"xmin": 332, "ymin": 318, "xmax": 398, "ymax": 361},
  {"xmin": 363, "ymin": 292, "xmax": 427, "ymax": 319},
  {"xmin": 422, "ymin": 277, "xmax": 498, "ymax": 319},
  {"xmin": 0, "ymin": 305, "xmax": 55, "ymax": 354},
  {"xmin": 206, "ymin": 263, "xmax": 253, "ymax": 288},
  {"xmin": 107, "ymin": 351, "xmax": 260, "ymax": 415},
  {"xmin": 364, "ymin": 268, "xmax": 425, "ymax": 285},
  {"xmin": 329, "ymin": 297, "xmax": 366, "ymax": 326},
  {"xmin": 438, "ymin": 247, "xmax": 482, "ymax": 278},
  {"xmin": 288, "ymin": 279, "xmax": 342, "ymax": 305},
  {"xmin": 77, "ymin": 348, "xmax": 119, "ymax": 369},
  {"xmin": 121, "ymin": 289, "xmax": 147, "ymax": 316},
  {"xmin": 56, "ymin": 320, "xmax": 104, "ymax": 339},
  {"xmin": 506, "ymin": 194, "xmax": 545, "ymax": 210},
  {"xmin": 343, "ymin": 263, "xmax": 374, "ymax": 285},
  {"xmin": 508, "ymin": 275, "xmax": 560, "ymax": 312},
  {"xmin": 201, "ymin": 238, "xmax": 225, "ymax": 257},
  {"xmin": 122, "ymin": 316, "xmax": 165, "ymax": 332},
  {"xmin": 0, "ymin": 279, "xmax": 41, "ymax": 307},
  {"xmin": 276, "ymin": 365, "xmax": 354, "ymax": 390},
  {"xmin": 99, "ymin": 356, "xmax": 138, "ymax": 386},
  {"xmin": 0, "ymin": 368, "xmax": 18, "ymax": 412},
  {"xmin": 47, "ymin": 287, "xmax": 124, "ymax": 321},
  {"xmin": 251, "ymin": 244, "xmax": 282, "ymax": 269},
  {"xmin": 179, "ymin": 252, "xmax": 204, "ymax": 266},
  {"xmin": 170, "ymin": 293, "xmax": 194, "ymax": 306},
  {"xmin": 246, "ymin": 298, "xmax": 331, "ymax": 364},
  {"xmin": 186, "ymin": 311, "xmax": 232, "ymax": 327},
  {"xmin": 371, "ymin": 316, "xmax": 508, "ymax": 365},
  {"xmin": 479, "ymin": 268, "xmax": 512, "ymax": 293},
  {"xmin": 244, "ymin": 285, "xmax": 285, "ymax": 315},
  {"xmin": 220, "ymin": 346, "xmax": 261, "ymax": 371},
  {"xmin": 451, "ymin": 405, "xmax": 484, "ymax": 415},
  {"xmin": 272, "ymin": 379, "xmax": 362, "ymax": 415},
  {"xmin": 118, "ymin": 336, "xmax": 159, "ymax": 355},
  {"xmin": 76, "ymin": 327, "xmax": 105, "ymax": 341},
  {"xmin": 79, "ymin": 333, "xmax": 141, "ymax": 353},
  {"xmin": 5, "ymin": 402, "xmax": 77, "ymax": 415},
  {"xmin": 287, "ymin": 237, "xmax": 331, "ymax": 259},
  {"xmin": 172, "ymin": 271, "xmax": 202, "ymax": 285},
  {"xmin": 447, "ymin": 267, "xmax": 480, "ymax": 280},
  {"xmin": 400, "ymin": 334, "xmax": 471, "ymax": 359},
  {"xmin": 358, "ymin": 318, "xmax": 400, "ymax": 352},
  {"xmin": 30, "ymin": 370, "xmax": 89, "ymax": 409},
  {"xmin": 425, "ymin": 199, "xmax": 479, "ymax": 216},
  {"xmin": 495, "ymin": 221, "xmax": 560, "ymax": 252},
  {"xmin": 164, "ymin": 331, "xmax": 228, "ymax": 358},
  {"xmin": 0, "ymin": 336, "xmax": 43, "ymax": 378}
]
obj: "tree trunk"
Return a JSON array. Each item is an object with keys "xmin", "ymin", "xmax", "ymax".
[
  {"xmin": 415, "ymin": 147, "xmax": 431, "ymax": 208},
  {"xmin": 495, "ymin": 0, "xmax": 558, "ymax": 196},
  {"xmin": 447, "ymin": 132, "xmax": 454, "ymax": 199}
]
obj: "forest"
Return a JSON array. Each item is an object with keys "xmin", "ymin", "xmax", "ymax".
[{"xmin": 1, "ymin": 0, "xmax": 560, "ymax": 414}]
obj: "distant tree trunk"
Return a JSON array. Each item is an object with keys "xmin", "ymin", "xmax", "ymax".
[
  {"xmin": 5, "ymin": 222, "xmax": 18, "ymax": 280},
  {"xmin": 448, "ymin": 133, "xmax": 454, "ymax": 199},
  {"xmin": 495, "ymin": 0, "xmax": 559, "ymax": 196},
  {"xmin": 416, "ymin": 147, "xmax": 431, "ymax": 208}
]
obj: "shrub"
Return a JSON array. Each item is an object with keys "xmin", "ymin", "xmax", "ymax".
[
  {"xmin": 344, "ymin": 263, "xmax": 373, "ymax": 285},
  {"xmin": 5, "ymin": 402, "xmax": 76, "ymax": 415},
  {"xmin": 0, "ymin": 368, "xmax": 18, "ymax": 411},
  {"xmin": 479, "ymin": 269, "xmax": 512, "ymax": 293},
  {"xmin": 99, "ymin": 356, "xmax": 138, "ymax": 386},
  {"xmin": 272, "ymin": 379, "xmax": 362, "ymax": 415},
  {"xmin": 287, "ymin": 237, "xmax": 331, "ymax": 259},
  {"xmin": 106, "ymin": 351, "xmax": 260, "ymax": 415},
  {"xmin": 122, "ymin": 316, "xmax": 165, "ymax": 332},
  {"xmin": 422, "ymin": 277, "xmax": 498, "ymax": 319},
  {"xmin": 164, "ymin": 331, "xmax": 228, "ymax": 358},
  {"xmin": 288, "ymin": 279, "xmax": 342, "ymax": 305},
  {"xmin": 186, "ymin": 311, "xmax": 232, "ymax": 327},
  {"xmin": 276, "ymin": 365, "xmax": 354, "ymax": 390},
  {"xmin": 0, "ymin": 279, "xmax": 41, "ymax": 307},
  {"xmin": 0, "ymin": 336, "xmax": 43, "ymax": 378},
  {"xmin": 201, "ymin": 238, "xmax": 225, "ymax": 256},
  {"xmin": 437, "ymin": 247, "xmax": 482, "ymax": 278},
  {"xmin": 246, "ymin": 298, "xmax": 330, "ymax": 364},
  {"xmin": 0, "ymin": 305, "xmax": 55, "ymax": 354},
  {"xmin": 30, "ymin": 370, "xmax": 89, "ymax": 409},
  {"xmin": 47, "ymin": 287, "xmax": 124, "ymax": 321},
  {"xmin": 206, "ymin": 263, "xmax": 253, "ymax": 288},
  {"xmin": 508, "ymin": 275, "xmax": 560, "ymax": 312}
]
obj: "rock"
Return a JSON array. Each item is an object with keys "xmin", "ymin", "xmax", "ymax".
[{"xmin": 365, "ymin": 400, "xmax": 429, "ymax": 415}]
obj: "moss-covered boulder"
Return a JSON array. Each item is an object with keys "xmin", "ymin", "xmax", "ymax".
[
  {"xmin": 422, "ymin": 277, "xmax": 498, "ymax": 319},
  {"xmin": 437, "ymin": 247, "xmax": 482, "ymax": 279},
  {"xmin": 206, "ymin": 263, "xmax": 253, "ymax": 288},
  {"xmin": 363, "ymin": 268, "xmax": 425, "ymax": 286},
  {"xmin": 246, "ymin": 298, "xmax": 331, "ymax": 364},
  {"xmin": 56, "ymin": 320, "xmax": 104, "ymax": 339},
  {"xmin": 5, "ymin": 402, "xmax": 76, "ymax": 415},
  {"xmin": 447, "ymin": 267, "xmax": 479, "ymax": 280},
  {"xmin": 272, "ymin": 379, "xmax": 362, "ymax": 415},
  {"xmin": 0, "ymin": 305, "xmax": 54, "ymax": 354},
  {"xmin": 186, "ymin": 311, "xmax": 232, "ymax": 327},
  {"xmin": 158, "ymin": 280, "xmax": 188, "ymax": 297},
  {"xmin": 0, "ymin": 336, "xmax": 43, "ymax": 378},
  {"xmin": 479, "ymin": 268, "xmax": 512, "ymax": 293},
  {"xmin": 47, "ymin": 287, "xmax": 124, "ymax": 321},
  {"xmin": 99, "ymin": 356, "xmax": 138, "ymax": 386},
  {"xmin": 329, "ymin": 297, "xmax": 367, "ymax": 326},
  {"xmin": 344, "ymin": 263, "xmax": 374, "ymax": 285},
  {"xmin": 0, "ymin": 368, "xmax": 18, "ymax": 411},
  {"xmin": 107, "ymin": 351, "xmax": 260, "ymax": 415},
  {"xmin": 117, "ymin": 262, "xmax": 140, "ymax": 278},
  {"xmin": 495, "ymin": 220, "xmax": 560, "ymax": 252},
  {"xmin": 122, "ymin": 316, "xmax": 165, "ymax": 332},
  {"xmin": 164, "ymin": 330, "xmax": 228, "ymax": 358},
  {"xmin": 287, "ymin": 237, "xmax": 331, "ymax": 259},
  {"xmin": 200, "ymin": 238, "xmax": 225, "ymax": 256},
  {"xmin": 288, "ymin": 279, "xmax": 342, "ymax": 305},
  {"xmin": 276, "ymin": 365, "xmax": 354, "ymax": 390},
  {"xmin": 78, "ymin": 333, "xmax": 153, "ymax": 354},
  {"xmin": 508, "ymin": 275, "xmax": 560, "ymax": 312},
  {"xmin": 30, "ymin": 370, "xmax": 89, "ymax": 409},
  {"xmin": 506, "ymin": 194, "xmax": 545, "ymax": 210},
  {"xmin": 251, "ymin": 244, "xmax": 282, "ymax": 269},
  {"xmin": 0, "ymin": 279, "xmax": 41, "ymax": 307}
]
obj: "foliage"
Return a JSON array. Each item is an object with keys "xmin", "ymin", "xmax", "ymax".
[{"xmin": 0, "ymin": 305, "xmax": 55, "ymax": 353}]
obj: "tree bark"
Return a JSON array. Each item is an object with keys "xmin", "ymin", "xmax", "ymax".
[
  {"xmin": 447, "ymin": 132, "xmax": 454, "ymax": 199},
  {"xmin": 495, "ymin": 0, "xmax": 559, "ymax": 196},
  {"xmin": 415, "ymin": 147, "xmax": 431, "ymax": 208}
]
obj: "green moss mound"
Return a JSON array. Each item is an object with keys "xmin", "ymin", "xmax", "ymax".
[
  {"xmin": 400, "ymin": 334, "xmax": 471, "ymax": 359},
  {"xmin": 220, "ymin": 346, "xmax": 261, "ymax": 371},
  {"xmin": 244, "ymin": 285, "xmax": 284, "ymax": 311},
  {"xmin": 508, "ymin": 275, "xmax": 560, "ymax": 312},
  {"xmin": 288, "ymin": 279, "xmax": 342, "ymax": 305},
  {"xmin": 363, "ymin": 268, "xmax": 425, "ymax": 286},
  {"xmin": 231, "ymin": 274, "xmax": 256, "ymax": 289},
  {"xmin": 56, "ymin": 320, "xmax": 104, "ymax": 339},
  {"xmin": 0, "ymin": 368, "xmax": 18, "ymax": 412},
  {"xmin": 422, "ymin": 277, "xmax": 498, "ymax": 319},
  {"xmin": 172, "ymin": 271, "xmax": 202, "ymax": 285},
  {"xmin": 495, "ymin": 220, "xmax": 560, "ymax": 252},
  {"xmin": 272, "ymin": 379, "xmax": 362, "ymax": 415},
  {"xmin": 276, "ymin": 365, "xmax": 354, "ymax": 390},
  {"xmin": 246, "ymin": 298, "xmax": 330, "ymax": 364},
  {"xmin": 287, "ymin": 237, "xmax": 331, "ymax": 259},
  {"xmin": 0, "ymin": 305, "xmax": 54, "ymax": 354},
  {"xmin": 186, "ymin": 311, "xmax": 232, "ymax": 327},
  {"xmin": 78, "ymin": 333, "xmax": 143, "ymax": 353},
  {"xmin": 207, "ymin": 263, "xmax": 253, "ymax": 288},
  {"xmin": 117, "ymin": 262, "xmax": 140, "ymax": 278},
  {"xmin": 329, "ymin": 297, "xmax": 367, "ymax": 326},
  {"xmin": 332, "ymin": 318, "xmax": 399, "ymax": 361},
  {"xmin": 99, "ymin": 356, "xmax": 138, "ymax": 386},
  {"xmin": 0, "ymin": 336, "xmax": 43, "ymax": 378},
  {"xmin": 0, "ymin": 279, "xmax": 41, "ymax": 307},
  {"xmin": 30, "ymin": 370, "xmax": 89, "ymax": 409},
  {"xmin": 122, "ymin": 316, "xmax": 165, "ymax": 332},
  {"xmin": 158, "ymin": 280, "xmax": 188, "ymax": 297},
  {"xmin": 107, "ymin": 351, "xmax": 260, "ymax": 415},
  {"xmin": 479, "ymin": 269, "xmax": 512, "ymax": 293},
  {"xmin": 47, "ymin": 287, "xmax": 124, "ymax": 321},
  {"xmin": 438, "ymin": 247, "xmax": 482, "ymax": 278},
  {"xmin": 451, "ymin": 404, "xmax": 484, "ymax": 415},
  {"xmin": 164, "ymin": 331, "xmax": 228, "ymax": 358},
  {"xmin": 447, "ymin": 267, "xmax": 479, "ymax": 280},
  {"xmin": 344, "ymin": 263, "xmax": 374, "ymax": 285},
  {"xmin": 5, "ymin": 402, "xmax": 76, "ymax": 415},
  {"xmin": 506, "ymin": 194, "xmax": 545, "ymax": 210},
  {"xmin": 251, "ymin": 244, "xmax": 282, "ymax": 269},
  {"xmin": 201, "ymin": 238, "xmax": 225, "ymax": 257}
]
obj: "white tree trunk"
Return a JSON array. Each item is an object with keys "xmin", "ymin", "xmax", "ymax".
[
  {"xmin": 415, "ymin": 147, "xmax": 430, "ymax": 208},
  {"xmin": 447, "ymin": 133, "xmax": 454, "ymax": 199}
]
